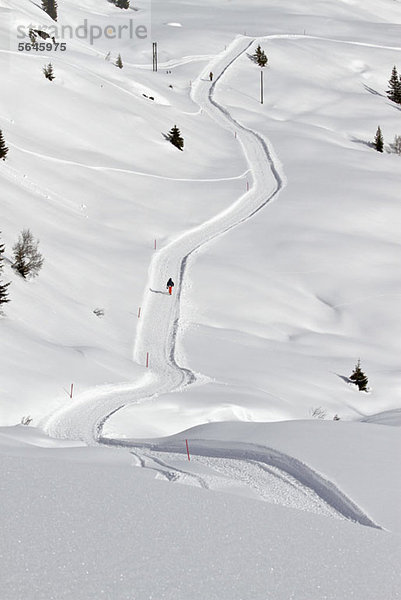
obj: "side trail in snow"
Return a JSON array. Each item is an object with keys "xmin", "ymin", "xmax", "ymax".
[{"xmin": 38, "ymin": 36, "xmax": 380, "ymax": 528}]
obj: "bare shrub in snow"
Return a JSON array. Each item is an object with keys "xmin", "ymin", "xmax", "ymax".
[
  {"xmin": 389, "ymin": 134, "xmax": 401, "ymax": 155},
  {"xmin": 310, "ymin": 407, "xmax": 327, "ymax": 419},
  {"xmin": 12, "ymin": 229, "xmax": 44, "ymax": 279}
]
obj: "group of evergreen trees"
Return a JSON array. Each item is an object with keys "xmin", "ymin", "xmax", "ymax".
[
  {"xmin": 0, "ymin": 231, "xmax": 44, "ymax": 314},
  {"xmin": 374, "ymin": 66, "xmax": 401, "ymax": 152},
  {"xmin": 41, "ymin": 0, "xmax": 129, "ymax": 20}
]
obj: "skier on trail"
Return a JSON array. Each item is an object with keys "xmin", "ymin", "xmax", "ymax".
[
  {"xmin": 167, "ymin": 278, "xmax": 175, "ymax": 295},
  {"xmin": 209, "ymin": 71, "xmax": 213, "ymax": 81}
]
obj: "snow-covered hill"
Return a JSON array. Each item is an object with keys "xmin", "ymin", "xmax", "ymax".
[{"xmin": 1, "ymin": 0, "xmax": 401, "ymax": 598}]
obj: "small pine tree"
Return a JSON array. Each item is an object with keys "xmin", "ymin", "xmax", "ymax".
[
  {"xmin": 12, "ymin": 229, "xmax": 44, "ymax": 279},
  {"xmin": 42, "ymin": 0, "xmax": 58, "ymax": 21},
  {"xmin": 250, "ymin": 44, "xmax": 268, "ymax": 67},
  {"xmin": 0, "ymin": 129, "xmax": 9, "ymax": 160},
  {"xmin": 374, "ymin": 126, "xmax": 384, "ymax": 152},
  {"xmin": 115, "ymin": 0, "xmax": 130, "ymax": 8},
  {"xmin": 349, "ymin": 359, "xmax": 369, "ymax": 392},
  {"xmin": 43, "ymin": 63, "xmax": 55, "ymax": 81},
  {"xmin": 115, "ymin": 54, "xmax": 123, "ymax": 69},
  {"xmin": 0, "ymin": 232, "xmax": 10, "ymax": 310},
  {"xmin": 387, "ymin": 66, "xmax": 401, "ymax": 104},
  {"xmin": 167, "ymin": 125, "xmax": 184, "ymax": 150},
  {"xmin": 0, "ymin": 278, "xmax": 10, "ymax": 309}
]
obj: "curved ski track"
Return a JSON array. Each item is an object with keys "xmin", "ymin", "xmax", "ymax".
[{"xmin": 37, "ymin": 36, "xmax": 381, "ymax": 529}]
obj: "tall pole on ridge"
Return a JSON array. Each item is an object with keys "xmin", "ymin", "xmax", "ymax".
[{"xmin": 152, "ymin": 42, "xmax": 158, "ymax": 72}]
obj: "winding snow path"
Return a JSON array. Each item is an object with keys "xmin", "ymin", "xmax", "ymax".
[
  {"xmin": 40, "ymin": 36, "xmax": 283, "ymax": 445},
  {"xmin": 38, "ymin": 36, "xmax": 380, "ymax": 528}
]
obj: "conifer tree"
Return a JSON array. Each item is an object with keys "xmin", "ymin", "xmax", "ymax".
[
  {"xmin": 0, "ymin": 232, "xmax": 10, "ymax": 310},
  {"xmin": 374, "ymin": 126, "xmax": 384, "ymax": 152},
  {"xmin": 250, "ymin": 44, "xmax": 268, "ymax": 67},
  {"xmin": 115, "ymin": 0, "xmax": 130, "ymax": 8},
  {"xmin": 349, "ymin": 359, "xmax": 369, "ymax": 392},
  {"xmin": 12, "ymin": 230, "xmax": 44, "ymax": 279},
  {"xmin": 42, "ymin": 0, "xmax": 58, "ymax": 21},
  {"xmin": 115, "ymin": 54, "xmax": 123, "ymax": 69},
  {"xmin": 167, "ymin": 125, "xmax": 184, "ymax": 150},
  {"xmin": 43, "ymin": 63, "xmax": 55, "ymax": 81},
  {"xmin": 0, "ymin": 129, "xmax": 9, "ymax": 160},
  {"xmin": 387, "ymin": 66, "xmax": 401, "ymax": 104},
  {"xmin": 0, "ymin": 278, "xmax": 10, "ymax": 310}
]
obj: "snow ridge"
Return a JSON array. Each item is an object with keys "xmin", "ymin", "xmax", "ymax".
[{"xmin": 101, "ymin": 437, "xmax": 382, "ymax": 528}]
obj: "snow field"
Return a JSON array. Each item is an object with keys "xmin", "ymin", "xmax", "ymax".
[{"xmin": 1, "ymin": 1, "xmax": 401, "ymax": 597}]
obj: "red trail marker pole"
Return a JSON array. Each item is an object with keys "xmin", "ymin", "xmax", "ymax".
[
  {"xmin": 70, "ymin": 383, "xmax": 74, "ymax": 398},
  {"xmin": 146, "ymin": 352, "xmax": 149, "ymax": 368},
  {"xmin": 138, "ymin": 307, "xmax": 141, "ymax": 318},
  {"xmin": 185, "ymin": 439, "xmax": 190, "ymax": 461},
  {"xmin": 154, "ymin": 239, "xmax": 156, "ymax": 250}
]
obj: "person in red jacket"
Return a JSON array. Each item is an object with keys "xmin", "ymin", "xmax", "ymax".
[{"xmin": 167, "ymin": 278, "xmax": 174, "ymax": 295}]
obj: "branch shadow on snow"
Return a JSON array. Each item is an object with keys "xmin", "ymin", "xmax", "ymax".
[
  {"xmin": 335, "ymin": 373, "xmax": 352, "ymax": 385},
  {"xmin": 363, "ymin": 84, "xmax": 386, "ymax": 98},
  {"xmin": 246, "ymin": 53, "xmax": 259, "ymax": 64}
]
